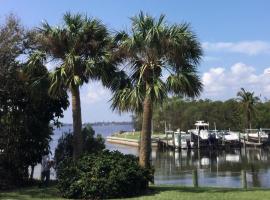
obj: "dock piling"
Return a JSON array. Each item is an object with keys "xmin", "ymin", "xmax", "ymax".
[
  {"xmin": 222, "ymin": 131, "xmax": 225, "ymax": 146},
  {"xmin": 172, "ymin": 131, "xmax": 175, "ymax": 149},
  {"xmin": 179, "ymin": 130, "xmax": 182, "ymax": 150},
  {"xmin": 192, "ymin": 169, "xmax": 199, "ymax": 187},
  {"xmin": 198, "ymin": 129, "xmax": 200, "ymax": 149},
  {"xmin": 241, "ymin": 170, "xmax": 247, "ymax": 189}
]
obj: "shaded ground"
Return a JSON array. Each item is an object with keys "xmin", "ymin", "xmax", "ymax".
[
  {"xmin": 0, "ymin": 186, "xmax": 61, "ymax": 200},
  {"xmin": 1, "ymin": 185, "xmax": 270, "ymax": 200}
]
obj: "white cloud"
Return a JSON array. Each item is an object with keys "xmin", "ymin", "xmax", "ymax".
[
  {"xmin": 203, "ymin": 41, "xmax": 270, "ymax": 55},
  {"xmin": 201, "ymin": 62, "xmax": 270, "ymax": 100},
  {"xmin": 230, "ymin": 62, "xmax": 255, "ymax": 75},
  {"xmin": 80, "ymin": 82, "xmax": 110, "ymax": 104}
]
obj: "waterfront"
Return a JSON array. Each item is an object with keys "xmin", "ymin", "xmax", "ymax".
[{"xmin": 45, "ymin": 124, "xmax": 270, "ymax": 188}]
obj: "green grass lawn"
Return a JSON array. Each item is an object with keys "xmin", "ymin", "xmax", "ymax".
[
  {"xmin": 113, "ymin": 131, "xmax": 141, "ymax": 140},
  {"xmin": 2, "ymin": 185, "xmax": 270, "ymax": 200},
  {"xmin": 0, "ymin": 186, "xmax": 61, "ymax": 200},
  {"xmin": 113, "ymin": 131, "xmax": 165, "ymax": 140}
]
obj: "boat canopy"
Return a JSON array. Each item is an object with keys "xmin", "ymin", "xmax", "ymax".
[{"xmin": 195, "ymin": 121, "xmax": 209, "ymax": 129}]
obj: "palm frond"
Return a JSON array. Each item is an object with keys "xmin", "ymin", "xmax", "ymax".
[{"xmin": 111, "ymin": 12, "xmax": 203, "ymax": 113}]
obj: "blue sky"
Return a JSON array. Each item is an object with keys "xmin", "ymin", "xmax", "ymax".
[{"xmin": 1, "ymin": 0, "xmax": 270, "ymax": 123}]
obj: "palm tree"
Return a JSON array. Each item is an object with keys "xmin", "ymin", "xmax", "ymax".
[
  {"xmin": 237, "ymin": 88, "xmax": 260, "ymax": 129},
  {"xmin": 31, "ymin": 13, "xmax": 118, "ymax": 160},
  {"xmin": 111, "ymin": 12, "xmax": 203, "ymax": 168}
]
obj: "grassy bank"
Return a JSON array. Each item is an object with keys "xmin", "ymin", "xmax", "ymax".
[
  {"xmin": 112, "ymin": 131, "xmax": 165, "ymax": 140},
  {"xmin": 2, "ymin": 185, "xmax": 270, "ymax": 200}
]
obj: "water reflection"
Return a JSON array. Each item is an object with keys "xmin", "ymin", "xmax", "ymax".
[
  {"xmin": 108, "ymin": 142, "xmax": 270, "ymax": 188},
  {"xmin": 151, "ymin": 147, "xmax": 270, "ymax": 187},
  {"xmin": 50, "ymin": 124, "xmax": 270, "ymax": 188}
]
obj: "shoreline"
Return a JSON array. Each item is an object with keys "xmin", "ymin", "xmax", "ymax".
[{"xmin": 106, "ymin": 136, "xmax": 159, "ymax": 147}]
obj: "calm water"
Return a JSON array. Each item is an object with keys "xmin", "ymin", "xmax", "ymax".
[{"xmin": 48, "ymin": 124, "xmax": 270, "ymax": 188}]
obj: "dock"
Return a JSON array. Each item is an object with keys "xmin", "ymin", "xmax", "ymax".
[{"xmin": 107, "ymin": 126, "xmax": 270, "ymax": 150}]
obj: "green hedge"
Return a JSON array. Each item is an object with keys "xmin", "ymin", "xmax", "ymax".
[
  {"xmin": 54, "ymin": 124, "xmax": 105, "ymax": 169},
  {"xmin": 57, "ymin": 151, "xmax": 153, "ymax": 199}
]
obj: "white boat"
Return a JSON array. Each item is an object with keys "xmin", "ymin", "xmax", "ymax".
[
  {"xmin": 225, "ymin": 131, "xmax": 240, "ymax": 141},
  {"xmin": 174, "ymin": 130, "xmax": 194, "ymax": 149},
  {"xmin": 188, "ymin": 121, "xmax": 211, "ymax": 140},
  {"xmin": 216, "ymin": 131, "xmax": 240, "ymax": 141},
  {"xmin": 244, "ymin": 129, "xmax": 269, "ymax": 142}
]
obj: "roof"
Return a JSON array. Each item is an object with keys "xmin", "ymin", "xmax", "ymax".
[{"xmin": 195, "ymin": 121, "xmax": 209, "ymax": 127}]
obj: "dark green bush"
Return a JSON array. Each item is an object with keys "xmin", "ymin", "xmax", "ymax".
[
  {"xmin": 57, "ymin": 151, "xmax": 153, "ymax": 199},
  {"xmin": 54, "ymin": 124, "xmax": 105, "ymax": 168}
]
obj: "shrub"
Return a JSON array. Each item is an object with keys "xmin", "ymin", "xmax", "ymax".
[
  {"xmin": 54, "ymin": 124, "xmax": 105, "ymax": 168},
  {"xmin": 57, "ymin": 151, "xmax": 153, "ymax": 199}
]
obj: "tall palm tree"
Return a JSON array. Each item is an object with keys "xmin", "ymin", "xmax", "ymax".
[
  {"xmin": 111, "ymin": 12, "xmax": 203, "ymax": 168},
  {"xmin": 31, "ymin": 13, "xmax": 118, "ymax": 160},
  {"xmin": 237, "ymin": 88, "xmax": 260, "ymax": 129}
]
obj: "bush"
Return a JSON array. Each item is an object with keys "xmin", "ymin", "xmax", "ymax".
[
  {"xmin": 57, "ymin": 151, "xmax": 153, "ymax": 199},
  {"xmin": 54, "ymin": 124, "xmax": 105, "ymax": 168}
]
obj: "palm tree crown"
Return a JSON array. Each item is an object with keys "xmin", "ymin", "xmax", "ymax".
[
  {"xmin": 39, "ymin": 13, "xmax": 114, "ymax": 94},
  {"xmin": 237, "ymin": 88, "xmax": 260, "ymax": 129},
  {"xmin": 111, "ymin": 12, "xmax": 203, "ymax": 111}
]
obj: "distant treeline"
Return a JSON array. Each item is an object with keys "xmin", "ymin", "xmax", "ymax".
[
  {"xmin": 87, "ymin": 121, "xmax": 133, "ymax": 126},
  {"xmin": 60, "ymin": 122, "xmax": 133, "ymax": 127},
  {"xmin": 132, "ymin": 97, "xmax": 270, "ymax": 132}
]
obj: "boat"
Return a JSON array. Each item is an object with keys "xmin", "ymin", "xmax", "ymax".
[
  {"xmin": 174, "ymin": 129, "xmax": 194, "ymax": 149},
  {"xmin": 216, "ymin": 130, "xmax": 240, "ymax": 142},
  {"xmin": 188, "ymin": 121, "xmax": 213, "ymax": 140},
  {"xmin": 244, "ymin": 129, "xmax": 270, "ymax": 143}
]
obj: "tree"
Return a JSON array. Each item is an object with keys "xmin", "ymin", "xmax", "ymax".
[
  {"xmin": 136, "ymin": 98, "xmax": 244, "ymax": 132},
  {"xmin": 237, "ymin": 88, "xmax": 260, "ymax": 129},
  {"xmin": 33, "ymin": 13, "xmax": 118, "ymax": 160},
  {"xmin": 0, "ymin": 14, "xmax": 68, "ymax": 188},
  {"xmin": 111, "ymin": 12, "xmax": 203, "ymax": 168}
]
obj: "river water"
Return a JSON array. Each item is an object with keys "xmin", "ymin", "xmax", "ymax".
[{"xmin": 43, "ymin": 124, "xmax": 270, "ymax": 188}]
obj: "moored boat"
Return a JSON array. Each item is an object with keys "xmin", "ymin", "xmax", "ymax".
[
  {"xmin": 243, "ymin": 128, "xmax": 270, "ymax": 143},
  {"xmin": 216, "ymin": 130, "xmax": 240, "ymax": 142},
  {"xmin": 174, "ymin": 130, "xmax": 194, "ymax": 149},
  {"xmin": 188, "ymin": 121, "xmax": 215, "ymax": 140}
]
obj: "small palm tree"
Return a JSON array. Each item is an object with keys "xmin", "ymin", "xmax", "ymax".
[
  {"xmin": 237, "ymin": 88, "xmax": 260, "ymax": 129},
  {"xmin": 31, "ymin": 13, "xmax": 117, "ymax": 160},
  {"xmin": 111, "ymin": 12, "xmax": 203, "ymax": 168}
]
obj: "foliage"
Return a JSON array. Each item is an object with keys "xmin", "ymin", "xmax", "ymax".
[
  {"xmin": 29, "ymin": 12, "xmax": 125, "ymax": 159},
  {"xmin": 54, "ymin": 124, "xmax": 105, "ymax": 168},
  {"xmin": 0, "ymin": 15, "xmax": 68, "ymax": 189},
  {"xmin": 57, "ymin": 151, "xmax": 153, "ymax": 199},
  {"xmin": 237, "ymin": 88, "xmax": 260, "ymax": 128},
  {"xmin": 133, "ymin": 96, "xmax": 270, "ymax": 132},
  {"xmin": 111, "ymin": 12, "xmax": 203, "ymax": 112}
]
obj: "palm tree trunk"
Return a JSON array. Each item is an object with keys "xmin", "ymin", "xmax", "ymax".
[
  {"xmin": 71, "ymin": 85, "xmax": 83, "ymax": 160},
  {"xmin": 139, "ymin": 96, "xmax": 152, "ymax": 169}
]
